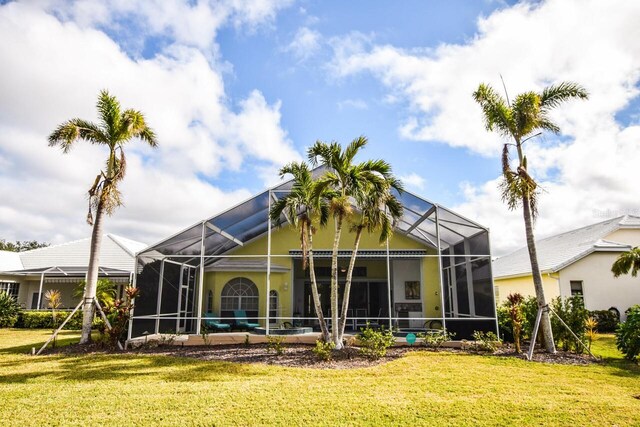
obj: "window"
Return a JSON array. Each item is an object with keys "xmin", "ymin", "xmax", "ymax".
[
  {"xmin": 570, "ymin": 281, "xmax": 583, "ymax": 298},
  {"xmin": 0, "ymin": 282, "xmax": 19, "ymax": 300},
  {"xmin": 207, "ymin": 290, "xmax": 213, "ymax": 313},
  {"xmin": 221, "ymin": 278, "xmax": 259, "ymax": 311},
  {"xmin": 269, "ymin": 290, "xmax": 278, "ymax": 321}
]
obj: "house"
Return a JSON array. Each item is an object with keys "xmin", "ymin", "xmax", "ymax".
[
  {"xmin": 0, "ymin": 234, "xmax": 146, "ymax": 310},
  {"xmin": 493, "ymin": 215, "xmax": 640, "ymax": 320},
  {"xmin": 129, "ymin": 174, "xmax": 498, "ymax": 340}
]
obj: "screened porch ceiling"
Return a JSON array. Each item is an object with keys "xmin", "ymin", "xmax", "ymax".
[{"xmin": 138, "ymin": 168, "xmax": 488, "ymax": 264}]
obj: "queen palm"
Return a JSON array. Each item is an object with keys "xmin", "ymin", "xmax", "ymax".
[
  {"xmin": 269, "ymin": 162, "xmax": 331, "ymax": 340},
  {"xmin": 337, "ymin": 178, "xmax": 403, "ymax": 339},
  {"xmin": 473, "ymin": 81, "xmax": 588, "ymax": 352},
  {"xmin": 309, "ymin": 136, "xmax": 403, "ymax": 348},
  {"xmin": 49, "ymin": 90, "xmax": 157, "ymax": 344},
  {"xmin": 612, "ymin": 247, "xmax": 640, "ymax": 278}
]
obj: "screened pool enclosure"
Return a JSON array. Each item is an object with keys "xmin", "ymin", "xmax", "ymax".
[{"xmin": 129, "ymin": 174, "xmax": 498, "ymax": 340}]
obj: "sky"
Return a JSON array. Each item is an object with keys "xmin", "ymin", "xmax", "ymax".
[{"xmin": 1, "ymin": 0, "xmax": 639, "ymax": 256}]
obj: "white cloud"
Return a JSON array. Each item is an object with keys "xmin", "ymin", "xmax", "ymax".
[
  {"xmin": 0, "ymin": 1, "xmax": 297, "ymax": 245},
  {"xmin": 285, "ymin": 26, "xmax": 322, "ymax": 61},
  {"xmin": 330, "ymin": 0, "xmax": 640, "ymax": 255},
  {"xmin": 399, "ymin": 173, "xmax": 425, "ymax": 191}
]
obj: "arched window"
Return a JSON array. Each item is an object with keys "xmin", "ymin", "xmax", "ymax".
[{"xmin": 221, "ymin": 278, "xmax": 259, "ymax": 312}]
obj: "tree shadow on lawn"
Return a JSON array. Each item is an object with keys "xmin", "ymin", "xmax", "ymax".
[{"xmin": 0, "ymin": 353, "xmax": 264, "ymax": 385}]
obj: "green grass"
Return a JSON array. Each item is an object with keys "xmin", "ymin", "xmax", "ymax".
[{"xmin": 0, "ymin": 330, "xmax": 638, "ymax": 426}]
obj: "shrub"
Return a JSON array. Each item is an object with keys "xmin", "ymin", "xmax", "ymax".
[
  {"xmin": 505, "ymin": 293, "xmax": 525, "ymax": 353},
  {"xmin": 589, "ymin": 310, "xmax": 620, "ymax": 333},
  {"xmin": 99, "ymin": 287, "xmax": 139, "ymax": 348},
  {"xmin": 417, "ymin": 329, "xmax": 455, "ymax": 350},
  {"xmin": 616, "ymin": 305, "xmax": 640, "ymax": 362},
  {"xmin": 0, "ymin": 292, "xmax": 21, "ymax": 327},
  {"xmin": 16, "ymin": 310, "xmax": 92, "ymax": 330},
  {"xmin": 521, "ymin": 296, "xmax": 539, "ymax": 340},
  {"xmin": 471, "ymin": 331, "xmax": 501, "ymax": 352},
  {"xmin": 358, "ymin": 325, "xmax": 395, "ymax": 360},
  {"xmin": 312, "ymin": 339, "xmax": 335, "ymax": 361},
  {"xmin": 550, "ymin": 296, "xmax": 587, "ymax": 353},
  {"xmin": 585, "ymin": 317, "xmax": 597, "ymax": 352},
  {"xmin": 266, "ymin": 335, "xmax": 286, "ymax": 355}
]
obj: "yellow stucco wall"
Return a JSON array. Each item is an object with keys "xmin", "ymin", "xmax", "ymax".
[
  {"xmin": 494, "ymin": 274, "xmax": 560, "ymax": 304},
  {"xmin": 203, "ymin": 221, "xmax": 442, "ymax": 323}
]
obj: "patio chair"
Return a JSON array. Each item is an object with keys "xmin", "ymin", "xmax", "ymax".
[
  {"xmin": 203, "ymin": 312, "xmax": 231, "ymax": 332},
  {"xmin": 233, "ymin": 310, "xmax": 260, "ymax": 331}
]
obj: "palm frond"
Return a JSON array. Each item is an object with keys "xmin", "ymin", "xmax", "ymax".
[
  {"xmin": 472, "ymin": 83, "xmax": 515, "ymax": 137},
  {"xmin": 344, "ymin": 135, "xmax": 367, "ymax": 164},
  {"xmin": 48, "ymin": 119, "xmax": 107, "ymax": 152},
  {"xmin": 611, "ymin": 247, "xmax": 640, "ymax": 278},
  {"xmin": 540, "ymin": 82, "xmax": 589, "ymax": 111},
  {"xmin": 97, "ymin": 90, "xmax": 121, "ymax": 138}
]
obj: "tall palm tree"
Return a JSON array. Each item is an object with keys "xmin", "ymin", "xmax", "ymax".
[
  {"xmin": 612, "ymin": 247, "xmax": 640, "ymax": 278},
  {"xmin": 269, "ymin": 162, "xmax": 331, "ymax": 340},
  {"xmin": 473, "ymin": 81, "xmax": 588, "ymax": 352},
  {"xmin": 337, "ymin": 178, "xmax": 403, "ymax": 339},
  {"xmin": 309, "ymin": 136, "xmax": 403, "ymax": 348},
  {"xmin": 49, "ymin": 90, "xmax": 157, "ymax": 344}
]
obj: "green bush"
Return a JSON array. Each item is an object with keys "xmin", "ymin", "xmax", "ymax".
[
  {"xmin": 0, "ymin": 292, "xmax": 21, "ymax": 327},
  {"xmin": 416, "ymin": 329, "xmax": 455, "ymax": 349},
  {"xmin": 266, "ymin": 335, "xmax": 286, "ymax": 355},
  {"xmin": 550, "ymin": 296, "xmax": 587, "ymax": 353},
  {"xmin": 15, "ymin": 310, "xmax": 100, "ymax": 330},
  {"xmin": 616, "ymin": 305, "xmax": 640, "ymax": 362},
  {"xmin": 589, "ymin": 310, "xmax": 620, "ymax": 333},
  {"xmin": 358, "ymin": 325, "xmax": 396, "ymax": 360},
  {"xmin": 312, "ymin": 339, "xmax": 335, "ymax": 361},
  {"xmin": 471, "ymin": 331, "xmax": 501, "ymax": 352}
]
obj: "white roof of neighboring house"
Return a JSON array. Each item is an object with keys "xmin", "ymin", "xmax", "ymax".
[
  {"xmin": 2, "ymin": 234, "xmax": 146, "ymax": 274},
  {"xmin": 493, "ymin": 215, "xmax": 640, "ymax": 279},
  {"xmin": 0, "ymin": 250, "xmax": 23, "ymax": 272}
]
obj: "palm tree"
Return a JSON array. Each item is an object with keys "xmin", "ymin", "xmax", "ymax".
[
  {"xmin": 269, "ymin": 162, "xmax": 331, "ymax": 340},
  {"xmin": 612, "ymin": 247, "xmax": 640, "ymax": 278},
  {"xmin": 49, "ymin": 90, "xmax": 157, "ymax": 344},
  {"xmin": 337, "ymin": 178, "xmax": 403, "ymax": 339},
  {"xmin": 308, "ymin": 136, "xmax": 403, "ymax": 348},
  {"xmin": 473, "ymin": 81, "xmax": 588, "ymax": 352}
]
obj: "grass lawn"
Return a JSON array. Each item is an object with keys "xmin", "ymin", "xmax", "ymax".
[{"xmin": 0, "ymin": 330, "xmax": 638, "ymax": 426}]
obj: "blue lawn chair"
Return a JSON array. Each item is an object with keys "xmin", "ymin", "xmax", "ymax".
[
  {"xmin": 233, "ymin": 310, "xmax": 260, "ymax": 330},
  {"xmin": 203, "ymin": 312, "xmax": 231, "ymax": 332}
]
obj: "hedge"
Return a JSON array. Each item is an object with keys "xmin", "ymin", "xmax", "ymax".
[{"xmin": 14, "ymin": 310, "xmax": 101, "ymax": 330}]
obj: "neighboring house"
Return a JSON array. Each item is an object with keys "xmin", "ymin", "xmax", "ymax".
[
  {"xmin": 130, "ymin": 174, "xmax": 497, "ymax": 339},
  {"xmin": 493, "ymin": 215, "xmax": 640, "ymax": 320},
  {"xmin": 0, "ymin": 234, "xmax": 146, "ymax": 310}
]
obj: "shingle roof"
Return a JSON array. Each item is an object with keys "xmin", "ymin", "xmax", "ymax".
[
  {"xmin": 12, "ymin": 234, "xmax": 146, "ymax": 273},
  {"xmin": 493, "ymin": 215, "xmax": 639, "ymax": 279}
]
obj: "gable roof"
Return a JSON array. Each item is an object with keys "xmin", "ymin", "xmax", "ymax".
[
  {"xmin": 1, "ymin": 234, "xmax": 146, "ymax": 274},
  {"xmin": 493, "ymin": 215, "xmax": 640, "ymax": 279},
  {"xmin": 138, "ymin": 167, "xmax": 490, "ymax": 263}
]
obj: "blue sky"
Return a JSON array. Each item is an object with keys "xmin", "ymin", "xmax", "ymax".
[{"xmin": 0, "ymin": 0, "xmax": 639, "ymax": 255}]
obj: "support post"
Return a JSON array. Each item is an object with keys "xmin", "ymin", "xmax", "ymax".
[
  {"xmin": 36, "ymin": 272, "xmax": 45, "ymax": 310},
  {"xmin": 434, "ymin": 206, "xmax": 448, "ymax": 332},
  {"xmin": 155, "ymin": 260, "xmax": 165, "ymax": 334},
  {"xmin": 127, "ymin": 261, "xmax": 138, "ymax": 343},
  {"xmin": 527, "ymin": 305, "xmax": 544, "ymax": 361},
  {"xmin": 386, "ymin": 237, "xmax": 392, "ymax": 329},
  {"xmin": 266, "ymin": 190, "xmax": 272, "ymax": 334},
  {"xmin": 36, "ymin": 300, "xmax": 83, "ymax": 355},
  {"xmin": 195, "ymin": 221, "xmax": 206, "ymax": 336},
  {"xmin": 94, "ymin": 297, "xmax": 123, "ymax": 350}
]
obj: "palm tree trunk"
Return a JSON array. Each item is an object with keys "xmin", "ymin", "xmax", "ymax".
[
  {"xmin": 79, "ymin": 201, "xmax": 105, "ymax": 344},
  {"xmin": 331, "ymin": 215, "xmax": 343, "ymax": 349},
  {"xmin": 338, "ymin": 227, "xmax": 363, "ymax": 340},
  {"xmin": 307, "ymin": 225, "xmax": 329, "ymax": 341},
  {"xmin": 522, "ymin": 193, "xmax": 556, "ymax": 353}
]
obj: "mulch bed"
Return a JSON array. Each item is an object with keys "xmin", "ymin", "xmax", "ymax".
[{"xmin": 43, "ymin": 342, "xmax": 601, "ymax": 369}]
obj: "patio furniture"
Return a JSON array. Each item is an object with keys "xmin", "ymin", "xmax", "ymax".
[
  {"xmin": 203, "ymin": 312, "xmax": 231, "ymax": 332},
  {"xmin": 233, "ymin": 310, "xmax": 260, "ymax": 331}
]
